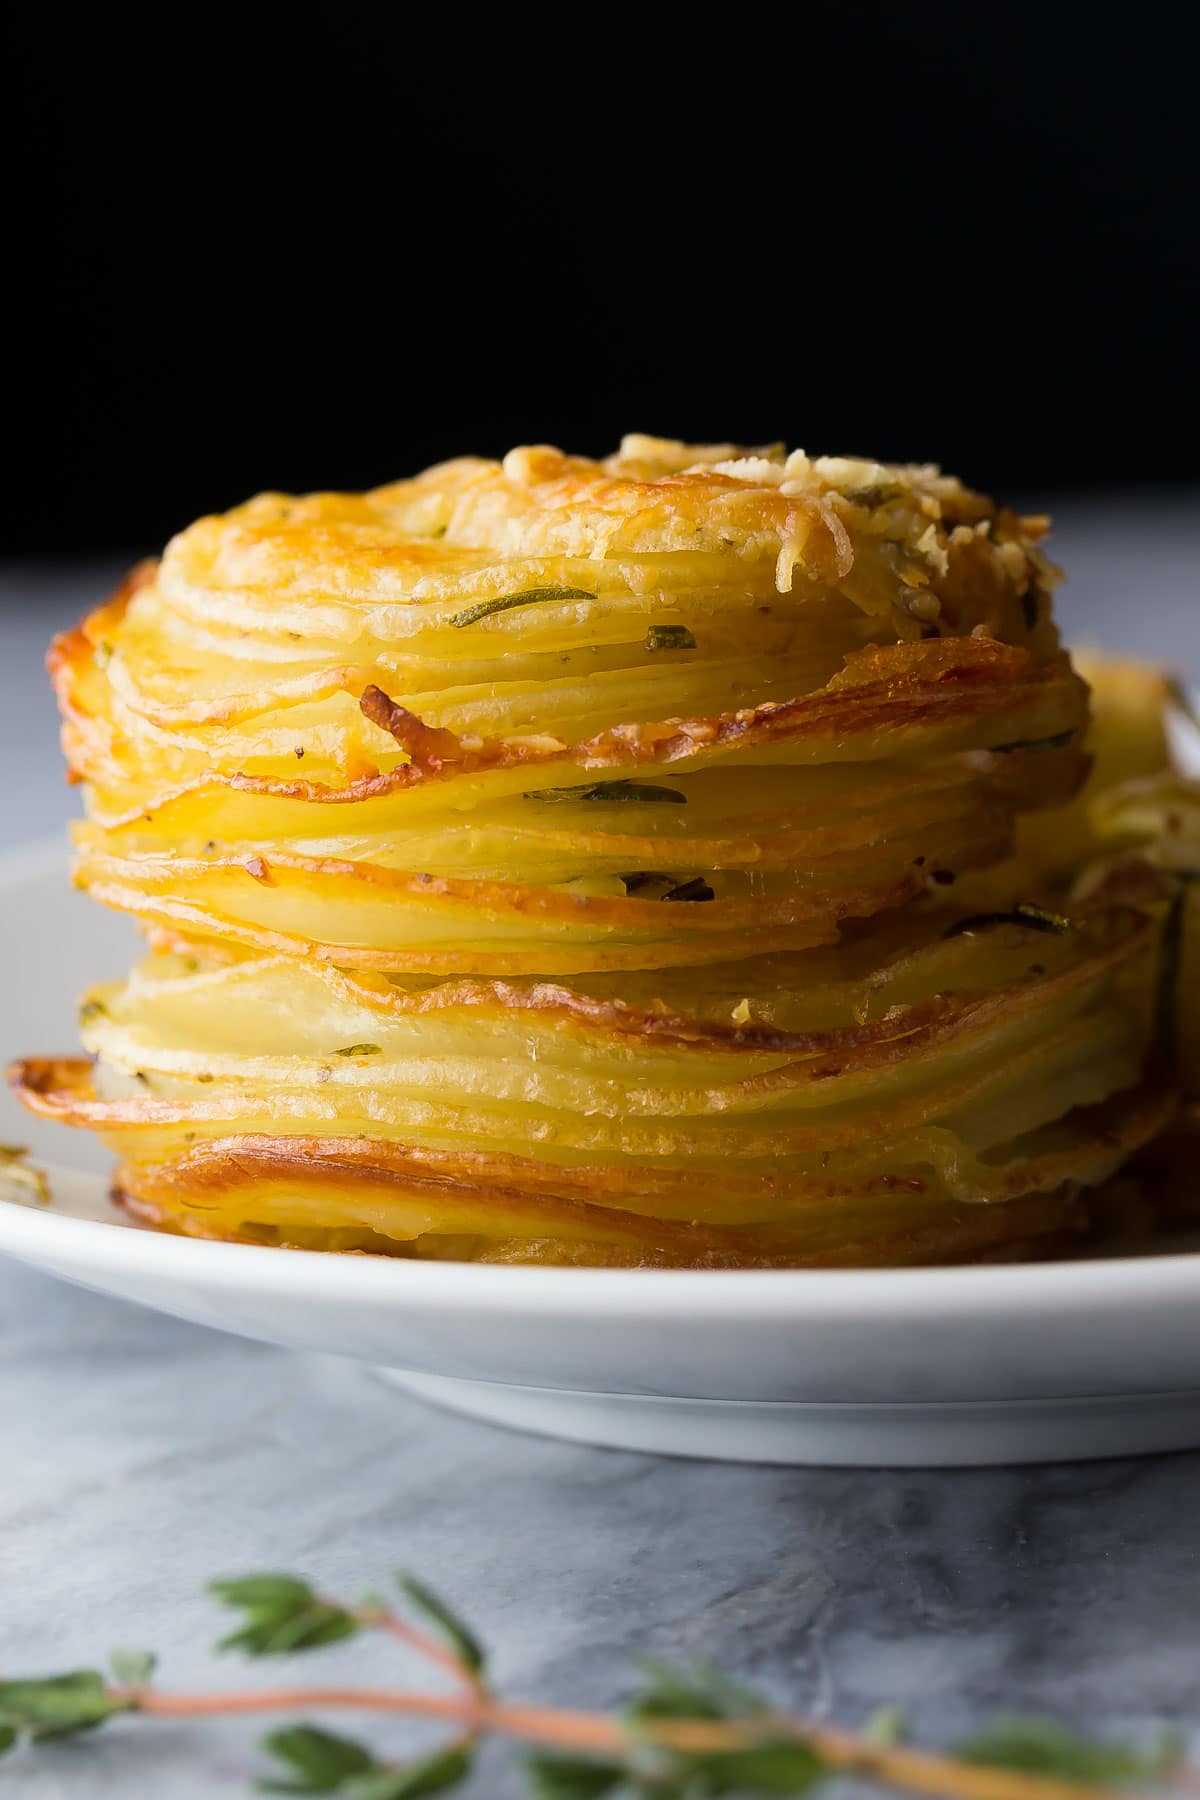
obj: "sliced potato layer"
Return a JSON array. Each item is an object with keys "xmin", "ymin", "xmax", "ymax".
[{"xmin": 13, "ymin": 438, "xmax": 1193, "ymax": 1265}]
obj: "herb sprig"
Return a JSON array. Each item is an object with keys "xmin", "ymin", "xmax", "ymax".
[{"xmin": 0, "ymin": 1566, "xmax": 1189, "ymax": 1797}]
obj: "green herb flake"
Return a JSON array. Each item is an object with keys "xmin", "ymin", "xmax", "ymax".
[
  {"xmin": 78, "ymin": 998, "xmax": 108, "ymax": 1025},
  {"xmin": 93, "ymin": 641, "xmax": 113, "ymax": 669},
  {"xmin": 620, "ymin": 871, "xmax": 673, "ymax": 895},
  {"xmin": 663, "ymin": 877, "xmax": 715, "ymax": 902},
  {"xmin": 990, "ymin": 731, "xmax": 1075, "ymax": 754},
  {"xmin": 644, "ymin": 624, "xmax": 697, "ymax": 652},
  {"xmin": 523, "ymin": 779, "xmax": 686, "ymax": 806},
  {"xmin": 944, "ymin": 902, "xmax": 1070, "ymax": 939},
  {"xmin": 333, "ymin": 1043, "xmax": 384, "ymax": 1058},
  {"xmin": 449, "ymin": 587, "xmax": 596, "ymax": 629}
]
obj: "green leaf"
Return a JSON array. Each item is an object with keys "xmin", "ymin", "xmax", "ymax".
[
  {"xmin": 210, "ymin": 1575, "xmax": 316, "ymax": 1609},
  {"xmin": 334, "ymin": 1044, "xmax": 383, "ymax": 1058},
  {"xmin": 955, "ymin": 1717, "xmax": 1175, "ymax": 1783},
  {"xmin": 221, "ymin": 1606, "xmax": 359, "ymax": 1658},
  {"xmin": 394, "ymin": 1573, "xmax": 486, "ymax": 1677},
  {"xmin": 341, "ymin": 1741, "xmax": 474, "ymax": 1798},
  {"xmin": 628, "ymin": 1659, "xmax": 765, "ymax": 1725},
  {"xmin": 525, "ymin": 1751, "xmax": 627, "ymax": 1798},
  {"xmin": 687, "ymin": 1739, "xmax": 826, "ymax": 1794},
  {"xmin": 210, "ymin": 1574, "xmax": 359, "ymax": 1658},
  {"xmin": 109, "ymin": 1648, "xmax": 156, "ymax": 1688},
  {"xmin": 522, "ymin": 779, "xmax": 687, "ymax": 806},
  {"xmin": 0, "ymin": 1670, "xmax": 130, "ymax": 1741},
  {"xmin": 862, "ymin": 1705, "xmax": 906, "ymax": 1746},
  {"xmin": 645, "ymin": 625, "xmax": 697, "ymax": 652},
  {"xmin": 450, "ymin": 587, "xmax": 596, "ymax": 628},
  {"xmin": 258, "ymin": 1723, "xmax": 376, "ymax": 1792},
  {"xmin": 0, "ymin": 1723, "xmax": 16, "ymax": 1756}
]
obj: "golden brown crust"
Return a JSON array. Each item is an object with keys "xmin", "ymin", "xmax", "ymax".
[{"xmin": 25, "ymin": 438, "xmax": 1186, "ymax": 1270}]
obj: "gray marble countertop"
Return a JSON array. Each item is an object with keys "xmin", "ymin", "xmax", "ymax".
[{"xmin": 1, "ymin": 501, "xmax": 1198, "ymax": 1796}]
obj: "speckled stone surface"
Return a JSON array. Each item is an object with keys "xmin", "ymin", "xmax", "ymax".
[
  {"xmin": 3, "ymin": 1259, "xmax": 1200, "ymax": 1795},
  {"xmin": 1, "ymin": 507, "xmax": 1199, "ymax": 1796}
]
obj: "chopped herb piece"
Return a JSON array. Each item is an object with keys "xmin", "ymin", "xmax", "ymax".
[
  {"xmin": 523, "ymin": 780, "xmax": 686, "ymax": 806},
  {"xmin": 78, "ymin": 999, "xmax": 108, "ymax": 1024},
  {"xmin": 990, "ymin": 731, "xmax": 1075, "ymax": 754},
  {"xmin": 662, "ymin": 877, "xmax": 715, "ymax": 902},
  {"xmin": 450, "ymin": 587, "xmax": 596, "ymax": 628},
  {"xmin": 620, "ymin": 871, "xmax": 673, "ymax": 895},
  {"xmin": 644, "ymin": 625, "xmax": 697, "ymax": 651},
  {"xmin": 334, "ymin": 1044, "xmax": 383, "ymax": 1058},
  {"xmin": 94, "ymin": 641, "xmax": 113, "ymax": 669},
  {"xmin": 944, "ymin": 902, "xmax": 1070, "ymax": 939}
]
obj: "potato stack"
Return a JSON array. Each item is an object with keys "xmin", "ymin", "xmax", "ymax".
[{"xmin": 10, "ymin": 438, "xmax": 1180, "ymax": 1264}]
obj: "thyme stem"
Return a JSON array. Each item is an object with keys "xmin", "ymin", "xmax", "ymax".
[{"xmin": 108, "ymin": 1684, "xmax": 1133, "ymax": 1800}]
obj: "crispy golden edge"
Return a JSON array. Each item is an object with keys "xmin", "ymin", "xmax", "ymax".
[
  {"xmin": 16, "ymin": 896, "xmax": 1149, "ymax": 1071},
  {"xmin": 54, "ymin": 591, "xmax": 1086, "ymax": 808},
  {"xmin": 97, "ymin": 1078, "xmax": 1172, "ymax": 1268}
]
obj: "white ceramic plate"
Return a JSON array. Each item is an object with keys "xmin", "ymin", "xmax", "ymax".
[{"xmin": 4, "ymin": 838, "xmax": 1200, "ymax": 1468}]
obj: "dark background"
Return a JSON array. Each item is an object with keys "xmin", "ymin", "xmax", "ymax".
[{"xmin": 5, "ymin": 4, "xmax": 1198, "ymax": 557}]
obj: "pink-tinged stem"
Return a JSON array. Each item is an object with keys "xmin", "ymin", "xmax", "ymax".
[{"xmin": 119, "ymin": 1686, "xmax": 1138, "ymax": 1800}]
